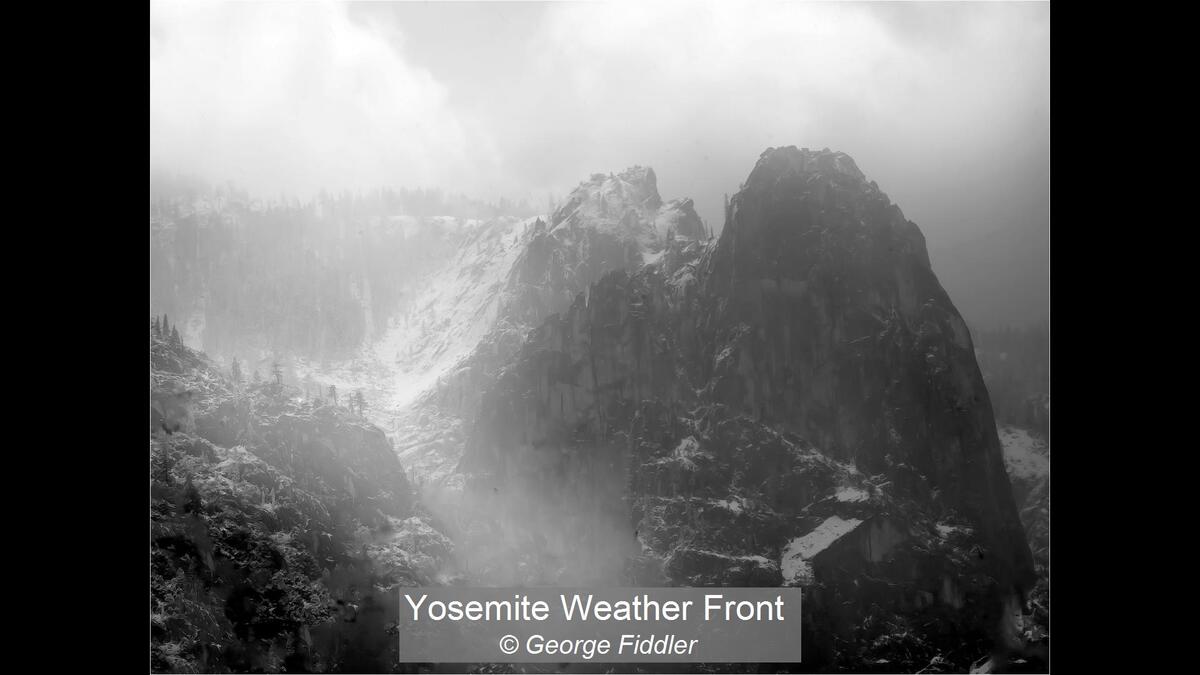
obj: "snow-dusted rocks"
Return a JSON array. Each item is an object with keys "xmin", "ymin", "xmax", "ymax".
[
  {"xmin": 781, "ymin": 516, "xmax": 864, "ymax": 585},
  {"xmin": 1000, "ymin": 423, "xmax": 1049, "ymax": 574}
]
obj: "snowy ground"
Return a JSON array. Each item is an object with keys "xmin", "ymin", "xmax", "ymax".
[
  {"xmin": 781, "ymin": 515, "xmax": 864, "ymax": 585},
  {"xmin": 834, "ymin": 486, "xmax": 870, "ymax": 503},
  {"xmin": 998, "ymin": 425, "xmax": 1049, "ymax": 481}
]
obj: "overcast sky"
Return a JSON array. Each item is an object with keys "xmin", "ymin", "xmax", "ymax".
[{"xmin": 150, "ymin": 0, "xmax": 1049, "ymax": 328}]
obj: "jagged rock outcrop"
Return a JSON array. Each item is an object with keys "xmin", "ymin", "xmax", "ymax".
[
  {"xmin": 658, "ymin": 198, "xmax": 709, "ymax": 240},
  {"xmin": 400, "ymin": 166, "xmax": 711, "ymax": 487},
  {"xmin": 457, "ymin": 147, "xmax": 1036, "ymax": 670}
]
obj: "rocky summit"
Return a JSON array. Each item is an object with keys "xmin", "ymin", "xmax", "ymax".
[{"xmin": 455, "ymin": 147, "xmax": 1037, "ymax": 670}]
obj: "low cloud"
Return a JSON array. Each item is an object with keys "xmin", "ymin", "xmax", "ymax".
[
  {"xmin": 150, "ymin": 1, "xmax": 1049, "ymax": 326},
  {"xmin": 150, "ymin": 1, "xmax": 500, "ymax": 197}
]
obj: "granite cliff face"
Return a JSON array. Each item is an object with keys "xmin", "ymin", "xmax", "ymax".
[
  {"xmin": 456, "ymin": 147, "xmax": 1036, "ymax": 669},
  {"xmin": 701, "ymin": 147, "xmax": 1033, "ymax": 588}
]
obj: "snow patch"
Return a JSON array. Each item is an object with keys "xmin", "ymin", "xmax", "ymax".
[
  {"xmin": 674, "ymin": 436, "xmax": 701, "ymax": 457},
  {"xmin": 835, "ymin": 487, "xmax": 869, "ymax": 503},
  {"xmin": 687, "ymin": 549, "xmax": 775, "ymax": 566},
  {"xmin": 781, "ymin": 516, "xmax": 864, "ymax": 584},
  {"xmin": 293, "ymin": 215, "xmax": 535, "ymax": 421},
  {"xmin": 712, "ymin": 497, "xmax": 745, "ymax": 514},
  {"xmin": 641, "ymin": 248, "xmax": 665, "ymax": 265},
  {"xmin": 999, "ymin": 425, "xmax": 1049, "ymax": 481}
]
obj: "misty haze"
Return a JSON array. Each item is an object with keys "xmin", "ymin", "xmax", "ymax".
[{"xmin": 150, "ymin": 2, "xmax": 1049, "ymax": 674}]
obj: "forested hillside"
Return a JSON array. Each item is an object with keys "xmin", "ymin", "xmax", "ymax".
[{"xmin": 149, "ymin": 324, "xmax": 453, "ymax": 672}]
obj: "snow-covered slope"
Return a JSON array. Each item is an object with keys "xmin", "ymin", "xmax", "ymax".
[
  {"xmin": 299, "ymin": 166, "xmax": 710, "ymax": 484},
  {"xmin": 999, "ymin": 424, "xmax": 1048, "ymax": 565},
  {"xmin": 999, "ymin": 422, "xmax": 1049, "ymax": 652},
  {"xmin": 368, "ymin": 215, "xmax": 535, "ymax": 409},
  {"xmin": 289, "ymin": 215, "xmax": 531, "ymax": 422},
  {"xmin": 999, "ymin": 425, "xmax": 1049, "ymax": 484}
]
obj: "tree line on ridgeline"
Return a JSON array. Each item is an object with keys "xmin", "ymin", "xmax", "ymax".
[
  {"xmin": 151, "ymin": 314, "xmax": 183, "ymax": 345},
  {"xmin": 153, "ymin": 316, "xmax": 371, "ymax": 418}
]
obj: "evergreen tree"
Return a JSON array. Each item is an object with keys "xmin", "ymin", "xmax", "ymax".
[
  {"xmin": 272, "ymin": 361, "xmax": 283, "ymax": 387},
  {"xmin": 252, "ymin": 370, "xmax": 262, "ymax": 384},
  {"xmin": 171, "ymin": 325, "xmax": 181, "ymax": 344},
  {"xmin": 231, "ymin": 357, "xmax": 242, "ymax": 384},
  {"xmin": 152, "ymin": 316, "xmax": 161, "ymax": 336},
  {"xmin": 356, "ymin": 391, "xmax": 367, "ymax": 415},
  {"xmin": 328, "ymin": 384, "xmax": 338, "ymax": 406},
  {"xmin": 162, "ymin": 315, "xmax": 170, "ymax": 338}
]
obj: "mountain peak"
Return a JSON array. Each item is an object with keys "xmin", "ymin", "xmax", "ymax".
[
  {"xmin": 552, "ymin": 165, "xmax": 663, "ymax": 230},
  {"xmin": 746, "ymin": 146, "xmax": 866, "ymax": 191},
  {"xmin": 595, "ymin": 164, "xmax": 661, "ymax": 208},
  {"xmin": 723, "ymin": 145, "xmax": 914, "ymax": 263}
]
